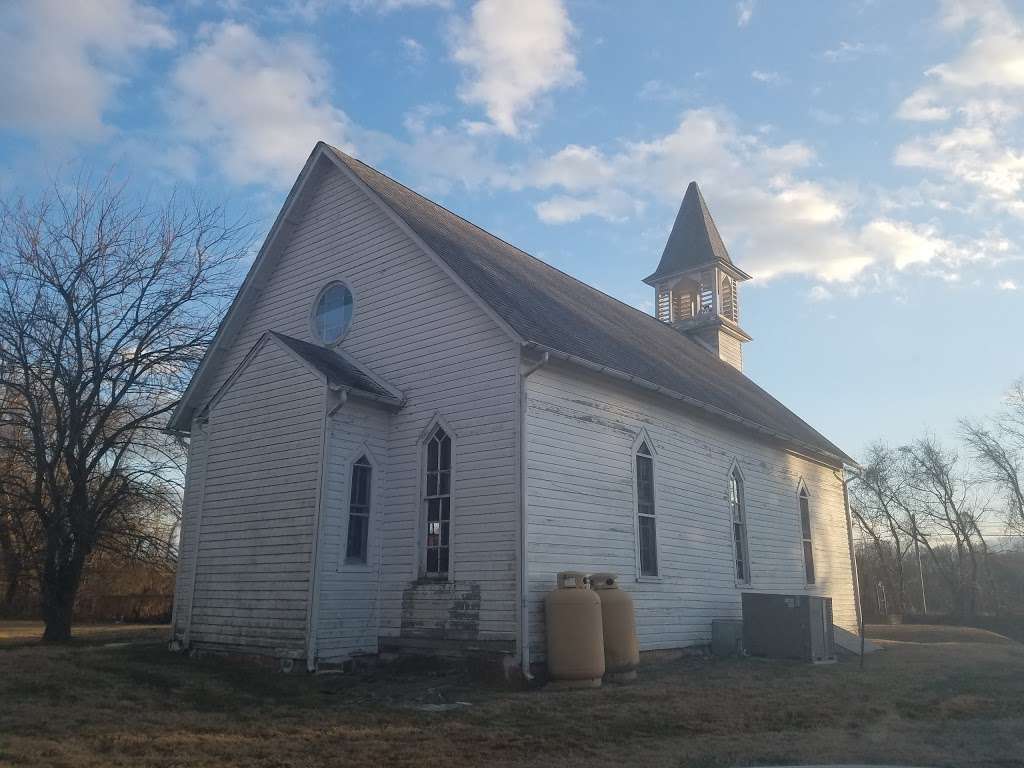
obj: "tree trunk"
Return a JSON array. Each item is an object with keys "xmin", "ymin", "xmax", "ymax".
[
  {"xmin": 0, "ymin": 525, "xmax": 23, "ymax": 615},
  {"xmin": 39, "ymin": 542, "xmax": 87, "ymax": 642},
  {"xmin": 2, "ymin": 566, "xmax": 20, "ymax": 614}
]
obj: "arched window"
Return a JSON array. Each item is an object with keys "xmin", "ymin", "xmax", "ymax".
[
  {"xmin": 635, "ymin": 441, "xmax": 658, "ymax": 577},
  {"xmin": 345, "ymin": 455, "xmax": 372, "ymax": 563},
  {"xmin": 424, "ymin": 426, "xmax": 452, "ymax": 577},
  {"xmin": 730, "ymin": 467, "xmax": 751, "ymax": 584},
  {"xmin": 799, "ymin": 484, "xmax": 815, "ymax": 584}
]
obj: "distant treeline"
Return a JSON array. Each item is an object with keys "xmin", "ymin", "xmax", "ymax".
[{"xmin": 851, "ymin": 379, "xmax": 1024, "ymax": 623}]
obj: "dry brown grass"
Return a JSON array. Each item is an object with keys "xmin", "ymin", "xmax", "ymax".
[
  {"xmin": 1, "ymin": 623, "xmax": 1023, "ymax": 767},
  {"xmin": 0, "ymin": 621, "xmax": 169, "ymax": 648}
]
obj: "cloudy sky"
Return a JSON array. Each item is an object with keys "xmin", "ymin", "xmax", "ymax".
[{"xmin": 1, "ymin": 0, "xmax": 1022, "ymax": 455}]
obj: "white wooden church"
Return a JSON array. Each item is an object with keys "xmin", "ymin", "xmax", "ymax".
[{"xmin": 169, "ymin": 142, "xmax": 860, "ymax": 672}]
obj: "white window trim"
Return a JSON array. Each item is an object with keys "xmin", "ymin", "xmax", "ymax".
[
  {"xmin": 416, "ymin": 413, "xmax": 456, "ymax": 581},
  {"xmin": 728, "ymin": 459, "xmax": 752, "ymax": 588},
  {"xmin": 797, "ymin": 479, "xmax": 816, "ymax": 587},
  {"xmin": 631, "ymin": 428, "xmax": 661, "ymax": 581},
  {"xmin": 339, "ymin": 443, "xmax": 378, "ymax": 572},
  {"xmin": 309, "ymin": 279, "xmax": 356, "ymax": 347}
]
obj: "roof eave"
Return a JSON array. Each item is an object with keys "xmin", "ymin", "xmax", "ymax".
[
  {"xmin": 642, "ymin": 259, "xmax": 752, "ymax": 287},
  {"xmin": 523, "ymin": 341, "xmax": 854, "ymax": 468},
  {"xmin": 333, "ymin": 385, "xmax": 406, "ymax": 410},
  {"xmin": 168, "ymin": 142, "xmax": 334, "ymax": 432}
]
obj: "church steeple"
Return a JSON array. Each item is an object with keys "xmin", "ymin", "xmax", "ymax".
[{"xmin": 644, "ymin": 182, "xmax": 752, "ymax": 371}]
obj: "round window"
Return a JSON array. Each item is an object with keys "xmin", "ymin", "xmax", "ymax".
[{"xmin": 312, "ymin": 282, "xmax": 354, "ymax": 344}]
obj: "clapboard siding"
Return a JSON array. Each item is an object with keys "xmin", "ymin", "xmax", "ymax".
[
  {"xmin": 171, "ymin": 425, "xmax": 208, "ymax": 641},
  {"xmin": 188, "ymin": 339, "xmax": 325, "ymax": 657},
  {"xmin": 316, "ymin": 399, "xmax": 390, "ymax": 660},
  {"xmin": 180, "ymin": 162, "xmax": 520, "ymax": 660},
  {"xmin": 525, "ymin": 362, "xmax": 857, "ymax": 655}
]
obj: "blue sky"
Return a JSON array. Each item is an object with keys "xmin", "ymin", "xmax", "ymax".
[{"xmin": 1, "ymin": 0, "xmax": 1022, "ymax": 457}]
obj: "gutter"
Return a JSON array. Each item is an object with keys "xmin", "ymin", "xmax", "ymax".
[
  {"xmin": 518, "ymin": 350, "xmax": 549, "ymax": 681},
  {"xmin": 522, "ymin": 341, "xmax": 854, "ymax": 469}
]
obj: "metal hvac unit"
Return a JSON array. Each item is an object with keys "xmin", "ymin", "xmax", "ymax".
[{"xmin": 741, "ymin": 593, "xmax": 835, "ymax": 662}]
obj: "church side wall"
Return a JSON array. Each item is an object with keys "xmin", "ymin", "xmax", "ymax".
[{"xmin": 525, "ymin": 362, "xmax": 857, "ymax": 655}]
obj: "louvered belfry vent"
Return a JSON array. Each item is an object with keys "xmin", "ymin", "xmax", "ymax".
[{"xmin": 643, "ymin": 181, "xmax": 752, "ymax": 371}]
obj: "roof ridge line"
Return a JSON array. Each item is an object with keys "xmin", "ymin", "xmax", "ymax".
[{"xmin": 326, "ymin": 145, "xmax": 679, "ymax": 339}]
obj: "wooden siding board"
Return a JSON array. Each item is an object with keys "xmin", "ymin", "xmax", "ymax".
[
  {"xmin": 187, "ymin": 339, "xmax": 325, "ymax": 654},
  {"xmin": 181, "ymin": 164, "xmax": 520, "ymax": 662},
  {"xmin": 524, "ymin": 362, "xmax": 857, "ymax": 657}
]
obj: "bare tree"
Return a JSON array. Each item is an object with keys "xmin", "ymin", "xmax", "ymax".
[
  {"xmin": 962, "ymin": 379, "xmax": 1024, "ymax": 539},
  {"xmin": 850, "ymin": 443, "xmax": 917, "ymax": 613},
  {"xmin": 0, "ymin": 173, "xmax": 245, "ymax": 640},
  {"xmin": 899, "ymin": 437, "xmax": 989, "ymax": 619}
]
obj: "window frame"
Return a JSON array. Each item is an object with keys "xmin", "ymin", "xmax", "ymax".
[
  {"xmin": 728, "ymin": 462, "xmax": 752, "ymax": 586},
  {"xmin": 419, "ymin": 417, "xmax": 454, "ymax": 580},
  {"xmin": 310, "ymin": 280, "xmax": 355, "ymax": 347},
  {"xmin": 798, "ymin": 481, "xmax": 816, "ymax": 586},
  {"xmin": 632, "ymin": 432, "xmax": 660, "ymax": 579},
  {"xmin": 343, "ymin": 453, "xmax": 373, "ymax": 566}
]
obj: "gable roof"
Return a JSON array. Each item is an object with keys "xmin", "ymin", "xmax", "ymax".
[
  {"xmin": 270, "ymin": 332, "xmax": 404, "ymax": 406},
  {"xmin": 643, "ymin": 181, "xmax": 736, "ymax": 285},
  {"xmin": 326, "ymin": 145, "xmax": 854, "ymax": 466}
]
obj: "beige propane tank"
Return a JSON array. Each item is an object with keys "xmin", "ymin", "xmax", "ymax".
[
  {"xmin": 591, "ymin": 573, "xmax": 639, "ymax": 681},
  {"xmin": 545, "ymin": 571, "xmax": 605, "ymax": 687}
]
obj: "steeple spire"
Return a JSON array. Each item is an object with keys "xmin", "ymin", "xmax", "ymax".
[
  {"xmin": 645, "ymin": 182, "xmax": 752, "ymax": 371},
  {"xmin": 643, "ymin": 181, "xmax": 734, "ymax": 286}
]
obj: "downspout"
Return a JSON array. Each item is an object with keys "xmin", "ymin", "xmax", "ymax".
[
  {"xmin": 182, "ymin": 417, "xmax": 210, "ymax": 650},
  {"xmin": 838, "ymin": 466, "xmax": 864, "ymax": 636},
  {"xmin": 305, "ymin": 385, "xmax": 340, "ymax": 671},
  {"xmin": 518, "ymin": 351, "xmax": 549, "ymax": 681}
]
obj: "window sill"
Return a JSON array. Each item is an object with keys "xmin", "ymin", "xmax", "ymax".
[
  {"xmin": 339, "ymin": 560, "xmax": 370, "ymax": 572},
  {"xmin": 635, "ymin": 575, "xmax": 663, "ymax": 583},
  {"xmin": 735, "ymin": 581, "xmax": 753, "ymax": 590}
]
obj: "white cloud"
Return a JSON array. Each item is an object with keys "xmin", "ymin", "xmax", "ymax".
[
  {"xmin": 345, "ymin": 0, "xmax": 450, "ymax": 9},
  {"xmin": 527, "ymin": 109, "xmax": 873, "ymax": 281},
  {"xmin": 638, "ymin": 79, "xmax": 691, "ymax": 103},
  {"xmin": 0, "ymin": 0, "xmax": 174, "ymax": 140},
  {"xmin": 998, "ymin": 278, "xmax": 1018, "ymax": 289},
  {"xmin": 523, "ymin": 108, "xmax": 1001, "ymax": 284},
  {"xmin": 536, "ymin": 191, "xmax": 641, "ymax": 224},
  {"xmin": 859, "ymin": 219, "xmax": 954, "ymax": 270},
  {"xmin": 167, "ymin": 22, "xmax": 351, "ymax": 187},
  {"xmin": 401, "ymin": 36, "xmax": 426, "ymax": 65},
  {"xmin": 278, "ymin": 0, "xmax": 450, "ymax": 17},
  {"xmin": 751, "ymin": 70, "xmax": 785, "ymax": 85},
  {"xmin": 449, "ymin": 0, "xmax": 580, "ymax": 136},
  {"xmin": 895, "ymin": 123, "xmax": 1024, "ymax": 213},
  {"xmin": 736, "ymin": 0, "xmax": 756, "ymax": 27},
  {"xmin": 808, "ymin": 285, "xmax": 834, "ymax": 302},
  {"xmin": 896, "ymin": 87, "xmax": 952, "ymax": 121},
  {"xmin": 822, "ymin": 41, "xmax": 885, "ymax": 63},
  {"xmin": 894, "ymin": 0, "xmax": 1024, "ymax": 214},
  {"xmin": 809, "ymin": 107, "xmax": 843, "ymax": 125}
]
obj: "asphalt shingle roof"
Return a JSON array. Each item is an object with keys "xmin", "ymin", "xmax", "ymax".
[
  {"xmin": 272, "ymin": 332, "xmax": 401, "ymax": 404},
  {"xmin": 327, "ymin": 146, "xmax": 853, "ymax": 465}
]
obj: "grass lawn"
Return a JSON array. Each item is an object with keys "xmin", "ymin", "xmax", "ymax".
[
  {"xmin": 0, "ymin": 621, "xmax": 169, "ymax": 649},
  {"xmin": 1, "ymin": 623, "xmax": 1022, "ymax": 767}
]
